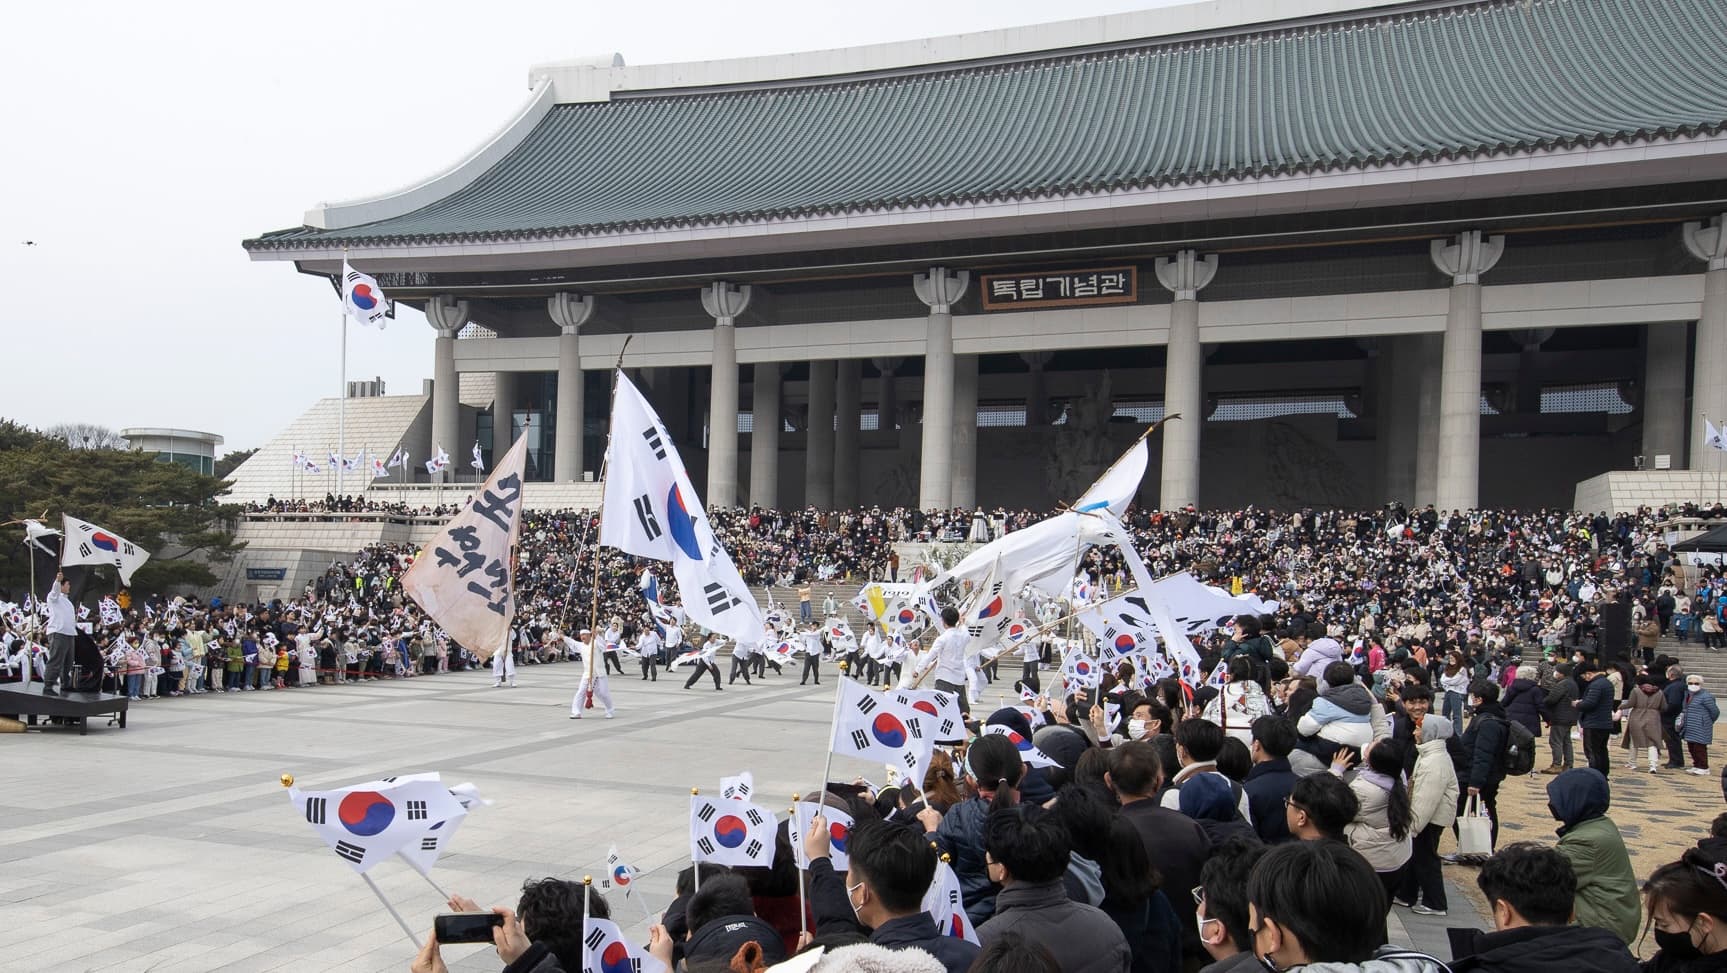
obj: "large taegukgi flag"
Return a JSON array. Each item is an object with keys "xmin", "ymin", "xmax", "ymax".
[
  {"xmin": 600, "ymin": 371, "xmax": 764, "ymax": 644},
  {"xmin": 288, "ymin": 776, "xmax": 468, "ymax": 874},
  {"xmin": 400, "ymin": 437, "xmax": 529, "ymax": 660},
  {"xmin": 688, "ymin": 795, "xmax": 777, "ymax": 868},
  {"xmin": 61, "ymin": 515, "xmax": 150, "ymax": 586}
]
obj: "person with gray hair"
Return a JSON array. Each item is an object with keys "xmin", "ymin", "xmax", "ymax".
[{"xmin": 1395, "ymin": 715, "xmax": 1458, "ymax": 916}]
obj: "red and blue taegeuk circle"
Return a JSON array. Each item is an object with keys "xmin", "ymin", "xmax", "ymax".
[
  {"xmin": 713, "ymin": 814, "xmax": 748, "ymax": 848},
  {"xmin": 1114, "ymin": 634, "xmax": 1135, "ymax": 653},
  {"xmin": 871, "ymin": 712, "xmax": 908, "ymax": 748},
  {"xmin": 976, "ymin": 597, "xmax": 1003, "ymax": 620},
  {"xmin": 601, "ymin": 941, "xmax": 633, "ymax": 973},
  {"xmin": 611, "ymin": 865, "xmax": 631, "ymax": 887},
  {"xmin": 338, "ymin": 791, "xmax": 395, "ymax": 837},
  {"xmin": 350, "ymin": 284, "xmax": 380, "ymax": 310},
  {"xmin": 896, "ymin": 608, "xmax": 917, "ymax": 625},
  {"xmin": 91, "ymin": 531, "xmax": 119, "ymax": 553},
  {"xmin": 829, "ymin": 820, "xmax": 851, "ymax": 852},
  {"xmin": 665, "ymin": 486, "xmax": 704, "ymax": 561}
]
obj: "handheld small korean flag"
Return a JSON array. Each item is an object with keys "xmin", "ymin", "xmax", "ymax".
[
  {"xmin": 719, "ymin": 771, "xmax": 755, "ymax": 802},
  {"xmin": 923, "ymin": 858, "xmax": 980, "ymax": 945},
  {"xmin": 1060, "ymin": 650, "xmax": 1101, "ymax": 690},
  {"xmin": 831, "ymin": 679, "xmax": 934, "ymax": 786},
  {"xmin": 288, "ymin": 777, "xmax": 466, "ymax": 873},
  {"xmin": 1206, "ymin": 660, "xmax": 1230, "ymax": 689},
  {"xmin": 789, "ymin": 800, "xmax": 856, "ymax": 870},
  {"xmin": 61, "ymin": 515, "xmax": 150, "ymax": 586},
  {"xmin": 890, "ymin": 687, "xmax": 965, "ymax": 743},
  {"xmin": 689, "ymin": 794, "xmax": 777, "ymax": 868},
  {"xmin": 980, "ymin": 723, "xmax": 1060, "ymax": 769},
  {"xmin": 600, "ymin": 371, "xmax": 764, "ymax": 644},
  {"xmin": 99, "ymin": 597, "xmax": 122, "ymax": 627},
  {"xmin": 342, "ymin": 260, "xmax": 390, "ymax": 329},
  {"xmin": 605, "ymin": 845, "xmax": 640, "ymax": 899},
  {"xmin": 400, "ymin": 437, "xmax": 529, "ymax": 661},
  {"xmin": 583, "ymin": 916, "xmax": 667, "ymax": 973}
]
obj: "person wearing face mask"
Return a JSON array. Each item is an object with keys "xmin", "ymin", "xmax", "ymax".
[
  {"xmin": 1244, "ymin": 840, "xmax": 1446, "ymax": 973},
  {"xmin": 1445, "ymin": 843, "xmax": 1638, "ymax": 973},
  {"xmin": 801, "ymin": 813, "xmax": 980, "ymax": 973},
  {"xmin": 1196, "ymin": 838, "xmax": 1269, "ymax": 973},
  {"xmin": 1641, "ymin": 839, "xmax": 1727, "ymax": 973},
  {"xmin": 1679, "ymin": 676, "xmax": 1720, "ymax": 776}
]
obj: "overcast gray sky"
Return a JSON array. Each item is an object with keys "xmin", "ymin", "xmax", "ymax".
[{"xmin": 0, "ymin": 0, "xmax": 1174, "ymax": 454}]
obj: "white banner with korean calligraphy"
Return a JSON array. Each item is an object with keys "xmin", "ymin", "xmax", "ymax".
[{"xmin": 400, "ymin": 437, "xmax": 528, "ymax": 660}]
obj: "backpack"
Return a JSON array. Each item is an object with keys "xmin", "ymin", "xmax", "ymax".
[{"xmin": 1502, "ymin": 717, "xmax": 1537, "ymax": 777}]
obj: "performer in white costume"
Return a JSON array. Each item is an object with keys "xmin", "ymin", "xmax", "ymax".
[{"xmin": 571, "ymin": 629, "xmax": 614, "ymax": 719}]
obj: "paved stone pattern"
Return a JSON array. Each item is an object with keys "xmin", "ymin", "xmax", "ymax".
[{"xmin": 1, "ymin": 666, "xmax": 1476, "ymax": 971}]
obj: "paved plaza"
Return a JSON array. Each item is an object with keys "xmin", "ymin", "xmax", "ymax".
[{"xmin": 2, "ymin": 665, "xmax": 1477, "ymax": 972}]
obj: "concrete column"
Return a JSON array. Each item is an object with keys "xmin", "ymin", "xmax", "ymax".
[
  {"xmin": 1021, "ymin": 351, "xmax": 1052, "ymax": 426},
  {"xmin": 701, "ymin": 281, "xmax": 752, "ymax": 508},
  {"xmin": 1644, "ymin": 322, "xmax": 1690, "ymax": 468},
  {"xmin": 951, "ymin": 355, "xmax": 979, "ymax": 509},
  {"xmin": 1379, "ymin": 337, "xmax": 1421, "ymax": 504},
  {"xmin": 1154, "ymin": 250, "xmax": 1218, "ymax": 510},
  {"xmin": 1414, "ymin": 334, "xmax": 1442, "ymax": 508},
  {"xmin": 806, "ymin": 360, "xmax": 836, "ymax": 508},
  {"xmin": 492, "ymin": 369, "xmax": 518, "ymax": 465},
  {"xmin": 1687, "ymin": 216, "xmax": 1727, "ymax": 472},
  {"xmin": 750, "ymin": 363, "xmax": 782, "ymax": 509},
  {"xmin": 872, "ymin": 357, "xmax": 902, "ymax": 431},
  {"xmin": 834, "ymin": 359, "xmax": 862, "ymax": 508},
  {"xmin": 548, "ymin": 292, "xmax": 594, "ymax": 482},
  {"xmin": 913, "ymin": 268, "xmax": 969, "ymax": 511},
  {"xmin": 1430, "ymin": 230, "xmax": 1504, "ymax": 511},
  {"xmin": 424, "ymin": 296, "xmax": 468, "ymax": 483}
]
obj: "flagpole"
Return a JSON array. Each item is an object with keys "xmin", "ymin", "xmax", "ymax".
[
  {"xmin": 395, "ymin": 852, "xmax": 452, "ymax": 900},
  {"xmin": 338, "ymin": 308, "xmax": 348, "ymax": 500},
  {"xmin": 361, "ymin": 872, "xmax": 420, "ymax": 949},
  {"xmin": 582, "ymin": 338, "xmax": 634, "ymax": 651},
  {"xmin": 791, "ymin": 794, "xmax": 809, "ymax": 938}
]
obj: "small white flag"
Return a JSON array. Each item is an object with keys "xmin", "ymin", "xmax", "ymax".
[
  {"xmin": 689, "ymin": 795, "xmax": 777, "ymax": 867},
  {"xmin": 605, "ymin": 845, "xmax": 640, "ymax": 899},
  {"xmin": 789, "ymin": 800, "xmax": 856, "ymax": 871},
  {"xmin": 719, "ymin": 771, "xmax": 755, "ymax": 802},
  {"xmin": 980, "ymin": 723, "xmax": 1060, "ymax": 769},
  {"xmin": 288, "ymin": 776, "xmax": 467, "ymax": 874},
  {"xmin": 60, "ymin": 516, "xmax": 151, "ymax": 586},
  {"xmin": 471, "ymin": 441, "xmax": 484, "ymax": 471},
  {"xmin": 342, "ymin": 260, "xmax": 390, "ymax": 328},
  {"xmin": 1707, "ymin": 419, "xmax": 1727, "ymax": 452},
  {"xmin": 923, "ymin": 859, "xmax": 980, "ymax": 945}
]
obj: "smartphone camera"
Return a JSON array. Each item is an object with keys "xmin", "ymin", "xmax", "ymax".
[{"xmin": 434, "ymin": 911, "xmax": 502, "ymax": 945}]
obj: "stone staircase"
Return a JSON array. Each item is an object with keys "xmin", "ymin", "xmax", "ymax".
[
  {"xmin": 747, "ymin": 582, "xmax": 873, "ymax": 629},
  {"xmin": 1654, "ymin": 634, "xmax": 1727, "ymax": 689}
]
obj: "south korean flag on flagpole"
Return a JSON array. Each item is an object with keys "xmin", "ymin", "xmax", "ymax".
[
  {"xmin": 831, "ymin": 679, "xmax": 933, "ymax": 787},
  {"xmin": 923, "ymin": 858, "xmax": 980, "ymax": 945},
  {"xmin": 342, "ymin": 260, "xmax": 390, "ymax": 328},
  {"xmin": 788, "ymin": 800, "xmax": 856, "ymax": 870},
  {"xmin": 1078, "ymin": 593, "xmax": 1158, "ymax": 663},
  {"xmin": 689, "ymin": 795, "xmax": 777, "ymax": 868},
  {"xmin": 1060, "ymin": 649, "xmax": 1101, "ymax": 690},
  {"xmin": 1206, "ymin": 660, "xmax": 1230, "ymax": 689},
  {"xmin": 600, "ymin": 371, "xmax": 764, "ymax": 645},
  {"xmin": 582, "ymin": 915, "xmax": 667, "ymax": 973},
  {"xmin": 980, "ymin": 723, "xmax": 1060, "ymax": 769},
  {"xmin": 289, "ymin": 777, "xmax": 466, "ymax": 874}
]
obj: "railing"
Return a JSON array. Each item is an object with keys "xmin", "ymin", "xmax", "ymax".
[{"xmin": 238, "ymin": 510, "xmax": 449, "ymax": 528}]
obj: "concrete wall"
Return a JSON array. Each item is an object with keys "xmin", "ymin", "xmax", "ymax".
[{"xmin": 1575, "ymin": 471, "xmax": 1727, "ymax": 515}]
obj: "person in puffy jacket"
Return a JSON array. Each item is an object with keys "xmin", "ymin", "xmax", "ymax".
[
  {"xmin": 1456, "ymin": 680, "xmax": 1511, "ymax": 852},
  {"xmin": 1222, "ymin": 615, "xmax": 1276, "ymax": 686},
  {"xmin": 1203, "ymin": 656, "xmax": 1271, "ymax": 744},
  {"xmin": 918, "ymin": 733, "xmax": 1022, "ymax": 926},
  {"xmin": 1680, "ymin": 675, "xmax": 1721, "ymax": 775},
  {"xmin": 1298, "ymin": 662, "xmax": 1376, "ymax": 751},
  {"xmin": 1346, "ymin": 739, "xmax": 1413, "ymax": 896},
  {"xmin": 1575, "ymin": 662, "xmax": 1618, "ymax": 777},
  {"xmin": 1291, "ymin": 637, "xmax": 1344, "ymax": 679},
  {"xmin": 1546, "ymin": 768, "xmax": 1640, "ymax": 945},
  {"xmin": 1501, "ymin": 665, "xmax": 1543, "ymax": 737},
  {"xmin": 1397, "ymin": 716, "xmax": 1458, "ymax": 916}
]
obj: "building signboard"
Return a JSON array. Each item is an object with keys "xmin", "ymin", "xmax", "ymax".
[{"xmin": 980, "ymin": 266, "xmax": 1137, "ymax": 311}]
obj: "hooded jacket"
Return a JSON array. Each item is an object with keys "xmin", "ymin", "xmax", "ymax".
[
  {"xmin": 1458, "ymin": 702, "xmax": 1510, "ymax": 791},
  {"xmin": 1447, "ymin": 924, "xmax": 1638, "ymax": 973},
  {"xmin": 1547, "ymin": 768, "xmax": 1641, "ymax": 945},
  {"xmin": 1502, "ymin": 679, "xmax": 1543, "ymax": 735},
  {"xmin": 1345, "ymin": 770, "xmax": 1412, "ymax": 873},
  {"xmin": 1299, "ymin": 683, "xmax": 1376, "ymax": 750},
  {"xmin": 1292, "ymin": 638, "xmax": 1344, "ymax": 678}
]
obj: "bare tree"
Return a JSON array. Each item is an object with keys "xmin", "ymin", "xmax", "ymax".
[{"xmin": 41, "ymin": 422, "xmax": 129, "ymax": 450}]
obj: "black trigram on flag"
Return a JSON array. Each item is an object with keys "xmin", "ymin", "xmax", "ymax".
[
  {"xmin": 642, "ymin": 427, "xmax": 667, "ymax": 460},
  {"xmin": 854, "ymin": 693, "xmax": 877, "ymax": 715},
  {"xmin": 967, "ymin": 624, "xmax": 984, "ymax": 638},
  {"xmin": 77, "ymin": 543, "xmax": 92, "ymax": 558},
  {"xmin": 850, "ymin": 729, "xmax": 870, "ymax": 750},
  {"xmin": 946, "ymin": 888, "xmax": 961, "ymax": 906},
  {"xmin": 745, "ymin": 809, "xmax": 764, "ymax": 827},
  {"xmin": 406, "ymin": 800, "xmax": 428, "ymax": 821},
  {"xmin": 696, "ymin": 803, "xmax": 716, "ymax": 823},
  {"xmin": 380, "ymin": 776, "xmax": 398, "ymax": 783},
  {"xmin": 634, "ymin": 495, "xmax": 662, "ymax": 541},
  {"xmin": 704, "ymin": 582, "xmax": 741, "ymax": 614},
  {"xmin": 938, "ymin": 718, "xmax": 956, "ymax": 736},
  {"xmin": 420, "ymin": 836, "xmax": 438, "ymax": 852},
  {"xmin": 906, "ymin": 719, "xmax": 924, "ymax": 740},
  {"xmin": 900, "ymin": 752, "xmax": 919, "ymax": 770},
  {"xmin": 335, "ymin": 841, "xmax": 366, "ymax": 864},
  {"xmin": 745, "ymin": 838, "xmax": 763, "ymax": 858},
  {"xmin": 585, "ymin": 927, "xmax": 606, "ymax": 950},
  {"xmin": 696, "ymin": 837, "xmax": 716, "ymax": 855},
  {"xmin": 304, "ymin": 797, "xmax": 327, "ymax": 824}
]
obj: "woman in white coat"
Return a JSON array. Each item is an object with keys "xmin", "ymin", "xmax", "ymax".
[
  {"xmin": 1396, "ymin": 716, "xmax": 1459, "ymax": 916},
  {"xmin": 1345, "ymin": 738, "xmax": 1413, "ymax": 900},
  {"xmin": 1202, "ymin": 655, "xmax": 1270, "ymax": 744}
]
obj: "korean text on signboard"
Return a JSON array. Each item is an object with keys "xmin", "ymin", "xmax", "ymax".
[{"xmin": 981, "ymin": 267, "xmax": 1137, "ymax": 311}]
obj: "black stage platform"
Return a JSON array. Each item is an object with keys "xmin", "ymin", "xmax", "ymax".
[{"xmin": 0, "ymin": 683, "xmax": 128, "ymax": 734}]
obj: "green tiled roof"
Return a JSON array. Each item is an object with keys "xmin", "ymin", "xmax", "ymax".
[{"xmin": 246, "ymin": 0, "xmax": 1727, "ymax": 251}]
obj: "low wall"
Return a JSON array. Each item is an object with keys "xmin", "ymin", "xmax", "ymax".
[{"xmin": 1574, "ymin": 471, "xmax": 1727, "ymax": 515}]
